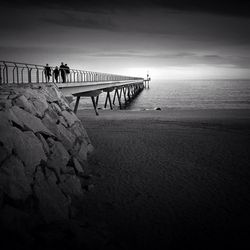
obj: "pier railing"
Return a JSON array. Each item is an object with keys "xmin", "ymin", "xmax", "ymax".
[{"xmin": 0, "ymin": 61, "xmax": 143, "ymax": 84}]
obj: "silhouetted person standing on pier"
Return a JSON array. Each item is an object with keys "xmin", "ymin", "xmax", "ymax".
[
  {"xmin": 59, "ymin": 62, "xmax": 66, "ymax": 83},
  {"xmin": 65, "ymin": 64, "xmax": 70, "ymax": 82},
  {"xmin": 53, "ymin": 66, "xmax": 59, "ymax": 83},
  {"xmin": 44, "ymin": 64, "xmax": 51, "ymax": 82}
]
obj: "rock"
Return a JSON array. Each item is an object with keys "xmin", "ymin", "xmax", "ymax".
[
  {"xmin": 0, "ymin": 109, "xmax": 24, "ymax": 128},
  {"xmin": 13, "ymin": 95, "xmax": 37, "ymax": 115},
  {"xmin": 60, "ymin": 174, "xmax": 83, "ymax": 198},
  {"xmin": 65, "ymin": 96, "xmax": 74, "ymax": 103},
  {"xmin": 42, "ymin": 117, "xmax": 76, "ymax": 151},
  {"xmin": 11, "ymin": 106, "xmax": 54, "ymax": 136},
  {"xmin": 58, "ymin": 116, "xmax": 68, "ymax": 127},
  {"xmin": 0, "ymin": 126, "xmax": 46, "ymax": 181},
  {"xmin": 154, "ymin": 107, "xmax": 161, "ymax": 111},
  {"xmin": 0, "ymin": 155, "xmax": 32, "ymax": 200},
  {"xmin": 70, "ymin": 121, "xmax": 90, "ymax": 142},
  {"xmin": 50, "ymin": 102, "xmax": 62, "ymax": 115},
  {"xmin": 36, "ymin": 133, "xmax": 50, "ymax": 156},
  {"xmin": 72, "ymin": 157, "xmax": 84, "ymax": 174},
  {"xmin": 46, "ymin": 137, "xmax": 55, "ymax": 147},
  {"xmin": 61, "ymin": 167, "xmax": 76, "ymax": 175},
  {"xmin": 46, "ymin": 141, "xmax": 70, "ymax": 178},
  {"xmin": 0, "ymin": 111, "xmax": 11, "ymax": 127},
  {"xmin": 87, "ymin": 143, "xmax": 94, "ymax": 155},
  {"xmin": 0, "ymin": 99, "xmax": 12, "ymax": 109},
  {"xmin": 0, "ymin": 125, "xmax": 16, "ymax": 154},
  {"xmin": 76, "ymin": 142, "xmax": 88, "ymax": 164},
  {"xmin": 33, "ymin": 167, "xmax": 69, "ymax": 222},
  {"xmin": 32, "ymin": 98, "xmax": 49, "ymax": 117},
  {"xmin": 13, "ymin": 130, "xmax": 47, "ymax": 182},
  {"xmin": 23, "ymin": 88, "xmax": 40, "ymax": 100},
  {"xmin": 46, "ymin": 105, "xmax": 60, "ymax": 121},
  {"xmin": 7, "ymin": 108, "xmax": 24, "ymax": 128},
  {"xmin": 0, "ymin": 145, "xmax": 9, "ymax": 165},
  {"xmin": 41, "ymin": 85, "xmax": 64, "ymax": 103},
  {"xmin": 42, "ymin": 112, "xmax": 58, "ymax": 135},
  {"xmin": 61, "ymin": 110, "xmax": 80, "ymax": 127},
  {"xmin": 0, "ymin": 94, "xmax": 9, "ymax": 99},
  {"xmin": 83, "ymin": 184, "xmax": 95, "ymax": 192},
  {"xmin": 56, "ymin": 123, "xmax": 76, "ymax": 150}
]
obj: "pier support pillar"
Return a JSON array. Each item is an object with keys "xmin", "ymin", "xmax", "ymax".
[
  {"xmin": 123, "ymin": 87, "xmax": 127, "ymax": 102},
  {"xmin": 73, "ymin": 90, "xmax": 102, "ymax": 116},
  {"xmin": 74, "ymin": 96, "xmax": 80, "ymax": 114},
  {"xmin": 104, "ymin": 87, "xmax": 114, "ymax": 110},
  {"xmin": 91, "ymin": 96, "xmax": 99, "ymax": 116}
]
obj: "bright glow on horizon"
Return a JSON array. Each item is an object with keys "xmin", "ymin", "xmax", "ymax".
[{"xmin": 124, "ymin": 65, "xmax": 250, "ymax": 80}]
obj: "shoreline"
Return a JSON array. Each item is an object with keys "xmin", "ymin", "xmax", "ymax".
[{"xmin": 78, "ymin": 107, "xmax": 250, "ymax": 118}]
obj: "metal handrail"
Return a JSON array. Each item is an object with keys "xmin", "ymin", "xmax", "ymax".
[{"xmin": 0, "ymin": 60, "xmax": 143, "ymax": 84}]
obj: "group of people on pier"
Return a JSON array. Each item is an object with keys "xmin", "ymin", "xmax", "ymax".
[{"xmin": 44, "ymin": 62, "xmax": 70, "ymax": 83}]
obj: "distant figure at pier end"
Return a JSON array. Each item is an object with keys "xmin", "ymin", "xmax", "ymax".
[
  {"xmin": 65, "ymin": 64, "xmax": 70, "ymax": 82},
  {"xmin": 53, "ymin": 66, "xmax": 60, "ymax": 83},
  {"xmin": 59, "ymin": 62, "xmax": 66, "ymax": 83},
  {"xmin": 44, "ymin": 63, "xmax": 51, "ymax": 82}
]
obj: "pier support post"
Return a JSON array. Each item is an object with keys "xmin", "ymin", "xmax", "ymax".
[
  {"xmin": 74, "ymin": 96, "xmax": 80, "ymax": 114},
  {"xmin": 113, "ymin": 89, "xmax": 117, "ymax": 105},
  {"xmin": 108, "ymin": 92, "xmax": 113, "ymax": 109},
  {"xmin": 95, "ymin": 95, "xmax": 99, "ymax": 107},
  {"xmin": 113, "ymin": 88, "xmax": 122, "ymax": 109},
  {"xmin": 73, "ymin": 90, "xmax": 102, "ymax": 116},
  {"xmin": 104, "ymin": 91, "xmax": 113, "ymax": 109},
  {"xmin": 123, "ymin": 87, "xmax": 127, "ymax": 102},
  {"xmin": 91, "ymin": 96, "xmax": 99, "ymax": 116},
  {"xmin": 104, "ymin": 93, "xmax": 108, "ymax": 108},
  {"xmin": 104, "ymin": 87, "xmax": 114, "ymax": 110},
  {"xmin": 127, "ymin": 86, "xmax": 131, "ymax": 101}
]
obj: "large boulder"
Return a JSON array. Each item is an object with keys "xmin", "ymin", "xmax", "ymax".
[
  {"xmin": 61, "ymin": 110, "xmax": 80, "ymax": 127},
  {"xmin": 11, "ymin": 106, "xmax": 54, "ymax": 136},
  {"xmin": 46, "ymin": 140, "xmax": 70, "ymax": 178},
  {"xmin": 0, "ymin": 155, "xmax": 32, "ymax": 201},
  {"xmin": 17, "ymin": 131, "xmax": 47, "ymax": 181},
  {"xmin": 13, "ymin": 95, "xmax": 37, "ymax": 116},
  {"xmin": 32, "ymin": 98, "xmax": 49, "ymax": 117},
  {"xmin": 0, "ymin": 125, "xmax": 47, "ymax": 182}
]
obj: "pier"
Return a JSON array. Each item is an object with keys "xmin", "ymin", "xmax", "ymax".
[{"xmin": 0, "ymin": 61, "xmax": 150, "ymax": 115}]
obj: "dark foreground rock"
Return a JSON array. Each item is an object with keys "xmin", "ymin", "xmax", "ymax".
[{"xmin": 0, "ymin": 83, "xmax": 100, "ymax": 249}]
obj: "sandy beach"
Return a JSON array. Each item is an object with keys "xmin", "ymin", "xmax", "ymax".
[{"xmin": 77, "ymin": 109, "xmax": 250, "ymax": 249}]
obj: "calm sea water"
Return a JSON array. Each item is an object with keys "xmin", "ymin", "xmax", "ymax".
[{"xmin": 77, "ymin": 79, "xmax": 250, "ymax": 110}]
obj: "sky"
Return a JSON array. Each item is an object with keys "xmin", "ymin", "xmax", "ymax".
[{"xmin": 1, "ymin": 0, "xmax": 250, "ymax": 79}]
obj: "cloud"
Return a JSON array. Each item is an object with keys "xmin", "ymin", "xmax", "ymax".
[
  {"xmin": 2, "ymin": 0, "xmax": 250, "ymax": 17},
  {"xmin": 88, "ymin": 51, "xmax": 196, "ymax": 58},
  {"xmin": 154, "ymin": 0, "xmax": 250, "ymax": 17},
  {"xmin": 88, "ymin": 50, "xmax": 250, "ymax": 68},
  {"xmin": 45, "ymin": 13, "xmax": 117, "ymax": 31}
]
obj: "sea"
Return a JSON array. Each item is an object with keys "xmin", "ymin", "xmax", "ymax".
[{"xmin": 77, "ymin": 79, "xmax": 250, "ymax": 111}]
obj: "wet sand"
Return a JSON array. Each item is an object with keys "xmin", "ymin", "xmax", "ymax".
[{"xmin": 77, "ymin": 109, "xmax": 250, "ymax": 249}]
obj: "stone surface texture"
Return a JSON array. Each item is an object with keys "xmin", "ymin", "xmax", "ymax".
[{"xmin": 0, "ymin": 83, "xmax": 94, "ymax": 233}]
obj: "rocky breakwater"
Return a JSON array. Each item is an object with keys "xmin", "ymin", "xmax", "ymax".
[{"xmin": 0, "ymin": 83, "xmax": 95, "ymax": 248}]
